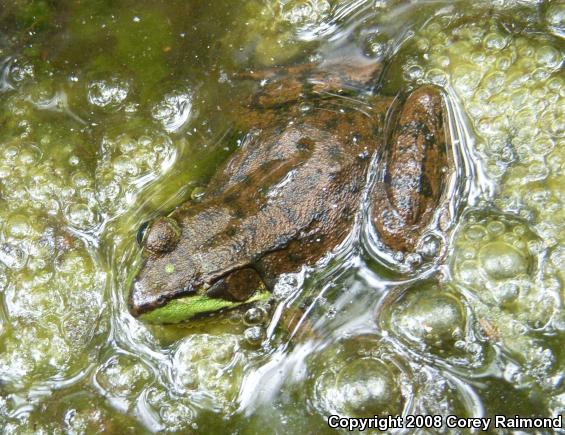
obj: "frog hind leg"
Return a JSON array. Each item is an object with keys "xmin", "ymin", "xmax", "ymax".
[{"xmin": 370, "ymin": 85, "xmax": 449, "ymax": 253}]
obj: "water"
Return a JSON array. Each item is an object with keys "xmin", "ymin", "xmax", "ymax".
[{"xmin": 0, "ymin": 0, "xmax": 563, "ymax": 433}]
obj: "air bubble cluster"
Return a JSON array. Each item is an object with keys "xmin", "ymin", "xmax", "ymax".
[
  {"xmin": 405, "ymin": 15, "xmax": 564, "ymax": 257},
  {"xmin": 380, "ymin": 281, "xmax": 488, "ymax": 367},
  {"xmin": 0, "ymin": 99, "xmax": 107, "ymax": 392},
  {"xmin": 151, "ymin": 89, "xmax": 193, "ymax": 133},
  {"xmin": 95, "ymin": 132, "xmax": 175, "ymax": 216},
  {"xmin": 451, "ymin": 212, "xmax": 558, "ymax": 386},
  {"xmin": 307, "ymin": 334, "xmax": 472, "ymax": 419},
  {"xmin": 308, "ymin": 336, "xmax": 409, "ymax": 418},
  {"xmin": 94, "ymin": 354, "xmax": 152, "ymax": 411},
  {"xmin": 404, "ymin": 12, "xmax": 564, "ymax": 393},
  {"xmin": 0, "ymin": 53, "xmax": 177, "ymax": 410},
  {"xmin": 172, "ymin": 334, "xmax": 245, "ymax": 413},
  {"xmin": 452, "ymin": 213, "xmax": 554, "ymax": 329},
  {"xmin": 87, "ymin": 76, "xmax": 130, "ymax": 111},
  {"xmin": 219, "ymin": 0, "xmax": 339, "ymax": 66}
]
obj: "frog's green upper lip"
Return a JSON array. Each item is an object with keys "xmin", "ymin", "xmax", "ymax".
[
  {"xmin": 137, "ymin": 290, "xmax": 270, "ymax": 324},
  {"xmin": 128, "ymin": 279, "xmax": 197, "ymax": 318},
  {"xmin": 128, "ymin": 274, "xmax": 271, "ymax": 324}
]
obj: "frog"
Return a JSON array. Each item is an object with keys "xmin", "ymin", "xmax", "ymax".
[{"xmin": 128, "ymin": 59, "xmax": 452, "ymax": 323}]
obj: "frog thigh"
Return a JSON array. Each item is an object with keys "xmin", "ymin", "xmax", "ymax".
[{"xmin": 371, "ymin": 86, "xmax": 450, "ymax": 252}]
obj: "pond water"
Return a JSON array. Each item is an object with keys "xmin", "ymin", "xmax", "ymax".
[{"xmin": 0, "ymin": 0, "xmax": 564, "ymax": 433}]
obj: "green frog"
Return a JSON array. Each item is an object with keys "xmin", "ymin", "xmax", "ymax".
[{"xmin": 128, "ymin": 61, "xmax": 451, "ymax": 323}]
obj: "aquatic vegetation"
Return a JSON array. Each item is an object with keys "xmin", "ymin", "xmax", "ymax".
[
  {"xmin": 218, "ymin": 0, "xmax": 333, "ymax": 66},
  {"xmin": 402, "ymin": 13, "xmax": 564, "ymax": 402}
]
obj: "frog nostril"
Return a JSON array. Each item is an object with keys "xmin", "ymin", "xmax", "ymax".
[{"xmin": 137, "ymin": 221, "xmax": 150, "ymax": 246}]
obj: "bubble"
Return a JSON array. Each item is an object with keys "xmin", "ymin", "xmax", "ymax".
[
  {"xmin": 309, "ymin": 336, "xmax": 409, "ymax": 419},
  {"xmin": 405, "ymin": 253, "xmax": 422, "ymax": 268},
  {"xmin": 17, "ymin": 144, "xmax": 42, "ymax": 166},
  {"xmin": 8, "ymin": 59, "xmax": 34, "ymax": 84},
  {"xmin": 71, "ymin": 172, "xmax": 92, "ymax": 189},
  {"xmin": 546, "ymin": 3, "xmax": 565, "ymax": 36},
  {"xmin": 95, "ymin": 355, "xmax": 151, "ymax": 399},
  {"xmin": 112, "ymin": 155, "xmax": 139, "ymax": 177},
  {"xmin": 452, "ymin": 64, "xmax": 482, "ymax": 96},
  {"xmin": 244, "ymin": 307, "xmax": 268, "ymax": 325},
  {"xmin": 496, "ymin": 55, "xmax": 513, "ymax": 71},
  {"xmin": 152, "ymin": 90, "xmax": 193, "ymax": 133},
  {"xmin": 334, "ymin": 358, "xmax": 401, "ymax": 416},
  {"xmin": 491, "ymin": 282, "xmax": 520, "ymax": 306},
  {"xmin": 479, "ymin": 242, "xmax": 530, "ymax": 280},
  {"xmin": 0, "ymin": 165, "xmax": 11, "ymax": 178},
  {"xmin": 155, "ymin": 396, "xmax": 196, "ymax": 431},
  {"xmin": 434, "ymin": 55, "xmax": 450, "ymax": 68},
  {"xmin": 0, "ymin": 243, "xmax": 28, "ymax": 270},
  {"xmin": 418, "ymin": 234, "xmax": 442, "ymax": 259},
  {"xmin": 404, "ymin": 64, "xmax": 424, "ymax": 81},
  {"xmin": 483, "ymin": 71, "xmax": 505, "ymax": 92},
  {"xmin": 425, "ymin": 68, "xmax": 448, "ymax": 86},
  {"xmin": 6, "ymin": 214, "xmax": 32, "ymax": 238},
  {"xmin": 487, "ymin": 220, "xmax": 506, "ymax": 235},
  {"xmin": 550, "ymin": 246, "xmax": 565, "ymax": 270},
  {"xmin": 190, "ymin": 186, "xmax": 206, "ymax": 201},
  {"xmin": 363, "ymin": 32, "xmax": 390, "ymax": 59},
  {"xmin": 390, "ymin": 285, "xmax": 466, "ymax": 350},
  {"xmin": 210, "ymin": 340, "xmax": 236, "ymax": 365},
  {"xmin": 528, "ymin": 160, "xmax": 549, "ymax": 181},
  {"xmin": 278, "ymin": 0, "xmax": 332, "ymax": 41},
  {"xmin": 3, "ymin": 145, "xmax": 19, "ymax": 162},
  {"xmin": 115, "ymin": 135, "xmax": 136, "ymax": 154},
  {"xmin": 541, "ymin": 107, "xmax": 565, "ymax": 137},
  {"xmin": 243, "ymin": 325, "xmax": 265, "ymax": 347},
  {"xmin": 465, "ymin": 224, "xmax": 487, "ymax": 241},
  {"xmin": 532, "ymin": 67, "xmax": 551, "ymax": 82},
  {"xmin": 426, "ymin": 22, "xmax": 442, "ymax": 37},
  {"xmin": 513, "ymin": 225, "xmax": 527, "ymax": 237},
  {"xmin": 483, "ymin": 32, "xmax": 508, "ymax": 51},
  {"xmin": 87, "ymin": 77, "xmax": 129, "ymax": 110},
  {"xmin": 457, "ymin": 260, "xmax": 479, "ymax": 285},
  {"xmin": 531, "ymin": 136, "xmax": 555, "ymax": 156},
  {"xmin": 415, "ymin": 37, "xmax": 430, "ymax": 52},
  {"xmin": 66, "ymin": 203, "xmax": 98, "ymax": 229},
  {"xmin": 173, "ymin": 335, "xmax": 243, "ymax": 410}
]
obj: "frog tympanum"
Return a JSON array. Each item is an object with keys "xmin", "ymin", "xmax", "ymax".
[{"xmin": 128, "ymin": 61, "xmax": 452, "ymax": 323}]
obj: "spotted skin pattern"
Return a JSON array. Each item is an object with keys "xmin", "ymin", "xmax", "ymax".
[{"xmin": 129, "ymin": 62, "xmax": 451, "ymax": 320}]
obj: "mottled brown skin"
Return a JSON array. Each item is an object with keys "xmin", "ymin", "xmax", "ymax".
[
  {"xmin": 371, "ymin": 87, "xmax": 448, "ymax": 251},
  {"xmin": 129, "ymin": 62, "xmax": 450, "ymax": 318}
]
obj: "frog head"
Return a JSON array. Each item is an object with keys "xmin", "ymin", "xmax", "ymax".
[{"xmin": 128, "ymin": 205, "xmax": 270, "ymax": 323}]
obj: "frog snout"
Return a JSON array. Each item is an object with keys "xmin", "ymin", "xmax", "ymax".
[{"xmin": 138, "ymin": 217, "xmax": 181, "ymax": 254}]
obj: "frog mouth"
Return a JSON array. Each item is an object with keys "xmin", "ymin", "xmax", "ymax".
[
  {"xmin": 137, "ymin": 290, "xmax": 270, "ymax": 324},
  {"xmin": 129, "ymin": 266, "xmax": 271, "ymax": 324}
]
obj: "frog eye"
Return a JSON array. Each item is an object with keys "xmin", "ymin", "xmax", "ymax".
[
  {"xmin": 136, "ymin": 221, "xmax": 150, "ymax": 246},
  {"xmin": 143, "ymin": 217, "xmax": 181, "ymax": 254}
]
